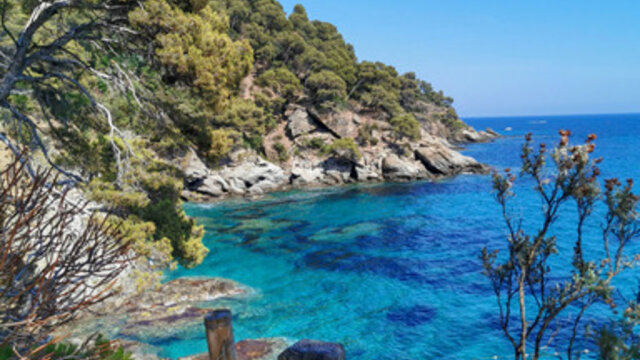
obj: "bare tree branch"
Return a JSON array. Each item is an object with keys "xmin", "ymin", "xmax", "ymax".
[{"xmin": 0, "ymin": 153, "xmax": 132, "ymax": 352}]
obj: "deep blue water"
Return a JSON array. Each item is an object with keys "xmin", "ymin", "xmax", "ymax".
[{"xmin": 160, "ymin": 114, "xmax": 640, "ymax": 359}]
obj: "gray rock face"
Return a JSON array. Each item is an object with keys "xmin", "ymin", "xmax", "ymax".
[
  {"xmin": 451, "ymin": 128, "xmax": 497, "ymax": 143},
  {"xmin": 227, "ymin": 178, "xmax": 247, "ymax": 195},
  {"xmin": 178, "ymin": 107, "xmax": 495, "ymax": 202},
  {"xmin": 290, "ymin": 157, "xmax": 355, "ymax": 187},
  {"xmin": 414, "ymin": 145, "xmax": 488, "ymax": 176},
  {"xmin": 286, "ymin": 108, "xmax": 318, "ymax": 138},
  {"xmin": 381, "ymin": 155, "xmax": 425, "ymax": 181},
  {"xmin": 308, "ymin": 108, "xmax": 359, "ymax": 138},
  {"xmin": 198, "ymin": 175, "xmax": 228, "ymax": 197},
  {"xmin": 181, "ymin": 149, "xmax": 209, "ymax": 184},
  {"xmin": 186, "ymin": 153, "xmax": 287, "ymax": 198},
  {"xmin": 220, "ymin": 156, "xmax": 287, "ymax": 195},
  {"xmin": 321, "ymin": 158, "xmax": 354, "ymax": 184},
  {"xmin": 290, "ymin": 166, "xmax": 324, "ymax": 187},
  {"xmin": 485, "ymin": 127, "xmax": 500, "ymax": 137},
  {"xmin": 354, "ymin": 164, "xmax": 381, "ymax": 181}
]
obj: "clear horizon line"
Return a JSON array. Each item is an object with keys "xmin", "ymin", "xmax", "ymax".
[{"xmin": 462, "ymin": 111, "xmax": 640, "ymax": 119}]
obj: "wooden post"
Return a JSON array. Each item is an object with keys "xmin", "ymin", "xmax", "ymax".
[
  {"xmin": 204, "ymin": 309, "xmax": 237, "ymax": 360},
  {"xmin": 278, "ymin": 339, "xmax": 346, "ymax": 360}
]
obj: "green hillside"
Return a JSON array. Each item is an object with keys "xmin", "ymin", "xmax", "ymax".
[{"xmin": 0, "ymin": 0, "xmax": 475, "ymax": 270}]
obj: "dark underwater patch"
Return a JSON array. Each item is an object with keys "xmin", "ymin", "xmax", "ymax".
[
  {"xmin": 387, "ymin": 305, "xmax": 437, "ymax": 327},
  {"xmin": 299, "ymin": 248, "xmax": 440, "ymax": 286}
]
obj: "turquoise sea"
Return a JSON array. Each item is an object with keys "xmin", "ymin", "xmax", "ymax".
[{"xmin": 160, "ymin": 114, "xmax": 640, "ymax": 359}]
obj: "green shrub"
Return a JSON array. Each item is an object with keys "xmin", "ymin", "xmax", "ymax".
[
  {"xmin": 357, "ymin": 124, "xmax": 379, "ymax": 146},
  {"xmin": 321, "ymin": 137, "xmax": 361, "ymax": 161},
  {"xmin": 273, "ymin": 142, "xmax": 288, "ymax": 162},
  {"xmin": 129, "ymin": 0, "xmax": 253, "ymax": 111},
  {"xmin": 140, "ymin": 198, "xmax": 207, "ymax": 267},
  {"xmin": 214, "ymin": 99, "xmax": 272, "ymax": 140},
  {"xmin": 257, "ymin": 67, "xmax": 302, "ymax": 100},
  {"xmin": 359, "ymin": 84, "xmax": 401, "ymax": 115},
  {"xmin": 308, "ymin": 137, "xmax": 326, "ymax": 149},
  {"xmin": 207, "ymin": 128, "xmax": 234, "ymax": 165},
  {"xmin": 390, "ymin": 113, "xmax": 421, "ymax": 141},
  {"xmin": 86, "ymin": 162, "xmax": 208, "ymax": 269},
  {"xmin": 440, "ymin": 107, "xmax": 467, "ymax": 131},
  {"xmin": 305, "ymin": 70, "xmax": 347, "ymax": 104}
]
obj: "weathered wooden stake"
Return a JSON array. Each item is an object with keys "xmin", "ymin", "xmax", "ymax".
[
  {"xmin": 278, "ymin": 339, "xmax": 346, "ymax": 360},
  {"xmin": 204, "ymin": 309, "xmax": 237, "ymax": 360}
]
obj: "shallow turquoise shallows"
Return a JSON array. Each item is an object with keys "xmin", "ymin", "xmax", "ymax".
[{"xmin": 158, "ymin": 114, "xmax": 640, "ymax": 359}]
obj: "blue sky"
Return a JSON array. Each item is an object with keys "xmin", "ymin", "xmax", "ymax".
[{"xmin": 277, "ymin": 0, "xmax": 640, "ymax": 117}]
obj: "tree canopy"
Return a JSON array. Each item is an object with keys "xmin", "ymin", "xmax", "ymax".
[{"xmin": 0, "ymin": 0, "xmax": 465, "ymax": 269}]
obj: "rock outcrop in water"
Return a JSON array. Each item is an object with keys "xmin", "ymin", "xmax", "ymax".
[
  {"xmin": 182, "ymin": 106, "xmax": 498, "ymax": 201},
  {"xmin": 55, "ymin": 277, "xmax": 250, "ymax": 359}
]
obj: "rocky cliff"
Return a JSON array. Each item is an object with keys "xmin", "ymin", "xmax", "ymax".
[{"xmin": 181, "ymin": 104, "xmax": 498, "ymax": 201}]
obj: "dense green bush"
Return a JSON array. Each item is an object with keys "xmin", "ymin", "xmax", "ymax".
[
  {"xmin": 300, "ymin": 137, "xmax": 326, "ymax": 150},
  {"xmin": 273, "ymin": 142, "xmax": 289, "ymax": 162},
  {"xmin": 256, "ymin": 67, "xmax": 302, "ymax": 100},
  {"xmin": 321, "ymin": 137, "xmax": 361, "ymax": 161},
  {"xmin": 130, "ymin": 0, "xmax": 253, "ymax": 111},
  {"xmin": 439, "ymin": 107, "xmax": 467, "ymax": 131},
  {"xmin": 0, "ymin": 0, "xmax": 465, "ymax": 271},
  {"xmin": 215, "ymin": 99, "xmax": 274, "ymax": 142},
  {"xmin": 390, "ymin": 113, "xmax": 421, "ymax": 141},
  {"xmin": 358, "ymin": 124, "xmax": 379, "ymax": 146},
  {"xmin": 306, "ymin": 70, "xmax": 347, "ymax": 105}
]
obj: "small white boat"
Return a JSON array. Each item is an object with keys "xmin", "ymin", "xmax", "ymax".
[{"xmin": 505, "ymin": 126, "xmax": 513, "ymax": 131}]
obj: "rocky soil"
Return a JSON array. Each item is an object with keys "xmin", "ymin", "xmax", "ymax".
[{"xmin": 181, "ymin": 105, "xmax": 499, "ymax": 202}]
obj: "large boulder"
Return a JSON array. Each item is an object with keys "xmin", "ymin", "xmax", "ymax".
[
  {"xmin": 381, "ymin": 155, "xmax": 425, "ymax": 181},
  {"xmin": 221, "ymin": 156, "xmax": 287, "ymax": 194},
  {"xmin": 286, "ymin": 107, "xmax": 318, "ymax": 138},
  {"xmin": 308, "ymin": 108, "xmax": 359, "ymax": 138},
  {"xmin": 181, "ymin": 149, "xmax": 209, "ymax": 184},
  {"xmin": 414, "ymin": 144, "xmax": 488, "ymax": 176},
  {"xmin": 354, "ymin": 163, "xmax": 381, "ymax": 182},
  {"xmin": 227, "ymin": 178, "xmax": 247, "ymax": 195},
  {"xmin": 451, "ymin": 128, "xmax": 494, "ymax": 143},
  {"xmin": 353, "ymin": 154, "xmax": 382, "ymax": 182},
  {"xmin": 198, "ymin": 175, "xmax": 228, "ymax": 197},
  {"xmin": 290, "ymin": 158, "xmax": 326, "ymax": 187},
  {"xmin": 485, "ymin": 127, "xmax": 500, "ymax": 137},
  {"xmin": 321, "ymin": 158, "xmax": 354, "ymax": 185},
  {"xmin": 290, "ymin": 167, "xmax": 325, "ymax": 187}
]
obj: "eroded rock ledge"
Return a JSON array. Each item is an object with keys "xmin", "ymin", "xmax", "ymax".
[{"xmin": 180, "ymin": 105, "xmax": 499, "ymax": 202}]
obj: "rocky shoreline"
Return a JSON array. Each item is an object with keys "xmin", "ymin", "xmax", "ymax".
[
  {"xmin": 180, "ymin": 105, "xmax": 499, "ymax": 203},
  {"xmin": 57, "ymin": 108, "xmax": 500, "ymax": 358},
  {"xmin": 56, "ymin": 277, "xmax": 290, "ymax": 360}
]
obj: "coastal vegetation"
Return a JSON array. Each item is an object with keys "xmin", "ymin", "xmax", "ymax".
[
  {"xmin": 0, "ymin": 0, "xmax": 470, "ymax": 271},
  {"xmin": 0, "ymin": 0, "xmax": 529, "ymax": 358},
  {"xmin": 484, "ymin": 131, "xmax": 640, "ymax": 360}
]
